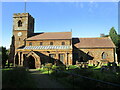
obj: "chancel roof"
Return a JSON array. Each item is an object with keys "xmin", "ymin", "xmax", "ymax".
[{"xmin": 73, "ymin": 37, "xmax": 115, "ymax": 48}]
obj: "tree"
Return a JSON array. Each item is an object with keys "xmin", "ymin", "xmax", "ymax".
[
  {"xmin": 109, "ymin": 27, "xmax": 120, "ymax": 63},
  {"xmin": 116, "ymin": 35, "xmax": 120, "ymax": 63},
  {"xmin": 0, "ymin": 46, "xmax": 9, "ymax": 68},
  {"xmin": 109, "ymin": 27, "xmax": 119, "ymax": 47}
]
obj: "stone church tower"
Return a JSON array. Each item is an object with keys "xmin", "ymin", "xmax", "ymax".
[
  {"xmin": 9, "ymin": 13, "xmax": 34, "ymax": 64},
  {"xmin": 13, "ymin": 13, "xmax": 34, "ymax": 50}
]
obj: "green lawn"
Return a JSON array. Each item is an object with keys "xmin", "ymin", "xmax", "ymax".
[{"xmin": 2, "ymin": 65, "xmax": 120, "ymax": 89}]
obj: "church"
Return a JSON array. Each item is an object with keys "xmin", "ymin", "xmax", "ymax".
[{"xmin": 9, "ymin": 13, "xmax": 117, "ymax": 69}]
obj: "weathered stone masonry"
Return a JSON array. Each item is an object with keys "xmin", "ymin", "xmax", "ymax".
[{"xmin": 9, "ymin": 13, "xmax": 116, "ymax": 69}]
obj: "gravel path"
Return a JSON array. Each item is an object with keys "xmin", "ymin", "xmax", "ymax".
[{"xmin": 29, "ymin": 69, "xmax": 67, "ymax": 88}]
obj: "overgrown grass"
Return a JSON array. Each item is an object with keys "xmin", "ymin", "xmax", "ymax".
[
  {"xmin": 50, "ymin": 65, "xmax": 120, "ymax": 88},
  {"xmin": 2, "ymin": 67, "xmax": 36, "ymax": 88}
]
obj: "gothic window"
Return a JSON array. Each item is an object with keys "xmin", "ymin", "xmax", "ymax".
[
  {"xmin": 102, "ymin": 52, "xmax": 107, "ymax": 59},
  {"xmin": 40, "ymin": 42, "xmax": 43, "ymax": 45},
  {"xmin": 62, "ymin": 42, "xmax": 65, "ymax": 45},
  {"xmin": 18, "ymin": 20, "xmax": 22, "ymax": 27},
  {"xmin": 29, "ymin": 42, "xmax": 32, "ymax": 46},
  {"xmin": 50, "ymin": 42, "xmax": 53, "ymax": 45}
]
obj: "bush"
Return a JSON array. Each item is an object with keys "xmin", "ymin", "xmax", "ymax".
[
  {"xmin": 43, "ymin": 63, "xmax": 53, "ymax": 70},
  {"xmin": 57, "ymin": 65, "xmax": 66, "ymax": 71},
  {"xmin": 52, "ymin": 65, "xmax": 66, "ymax": 71},
  {"xmin": 68, "ymin": 65, "xmax": 78, "ymax": 69},
  {"xmin": 52, "ymin": 65, "xmax": 58, "ymax": 70}
]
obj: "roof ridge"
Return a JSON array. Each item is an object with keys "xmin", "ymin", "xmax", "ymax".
[
  {"xmin": 79, "ymin": 37, "xmax": 109, "ymax": 39},
  {"xmin": 42, "ymin": 32, "xmax": 72, "ymax": 33}
]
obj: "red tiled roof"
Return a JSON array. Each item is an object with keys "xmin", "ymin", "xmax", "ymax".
[
  {"xmin": 26, "ymin": 32, "xmax": 72, "ymax": 40},
  {"xmin": 74, "ymin": 37, "xmax": 115, "ymax": 48}
]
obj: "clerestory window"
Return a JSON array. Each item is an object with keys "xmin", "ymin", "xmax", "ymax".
[
  {"xmin": 62, "ymin": 42, "xmax": 65, "ymax": 45},
  {"xmin": 40, "ymin": 42, "xmax": 43, "ymax": 45},
  {"xmin": 29, "ymin": 42, "xmax": 32, "ymax": 46},
  {"xmin": 50, "ymin": 42, "xmax": 53, "ymax": 45}
]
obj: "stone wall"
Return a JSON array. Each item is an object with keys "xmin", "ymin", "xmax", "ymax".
[
  {"xmin": 13, "ymin": 13, "xmax": 34, "ymax": 52},
  {"xmin": 13, "ymin": 30, "xmax": 27, "ymax": 49},
  {"xmin": 26, "ymin": 40, "xmax": 71, "ymax": 46},
  {"xmin": 73, "ymin": 48, "xmax": 115, "ymax": 65},
  {"xmin": 16, "ymin": 49, "xmax": 72, "ymax": 68}
]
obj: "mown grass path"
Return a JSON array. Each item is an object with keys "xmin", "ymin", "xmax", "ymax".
[{"xmin": 29, "ymin": 69, "xmax": 67, "ymax": 88}]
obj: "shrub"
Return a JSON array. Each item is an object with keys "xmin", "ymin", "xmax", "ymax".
[
  {"xmin": 57, "ymin": 65, "xmax": 66, "ymax": 71},
  {"xmin": 68, "ymin": 65, "xmax": 78, "ymax": 70},
  {"xmin": 52, "ymin": 65, "xmax": 58, "ymax": 70},
  {"xmin": 52, "ymin": 65, "xmax": 66, "ymax": 71},
  {"xmin": 43, "ymin": 63, "xmax": 53, "ymax": 70}
]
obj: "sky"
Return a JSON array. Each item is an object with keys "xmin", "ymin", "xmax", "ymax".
[{"xmin": 1, "ymin": 1, "xmax": 118, "ymax": 49}]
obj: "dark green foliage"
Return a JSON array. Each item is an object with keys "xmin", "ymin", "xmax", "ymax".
[
  {"xmin": 43, "ymin": 63, "xmax": 53, "ymax": 70},
  {"xmin": 109, "ymin": 27, "xmax": 119, "ymax": 47},
  {"xmin": 68, "ymin": 65, "xmax": 78, "ymax": 69},
  {"xmin": 51, "ymin": 65, "xmax": 66, "ymax": 71},
  {"xmin": 109, "ymin": 27, "xmax": 120, "ymax": 63},
  {"xmin": 56, "ymin": 65, "xmax": 66, "ymax": 71},
  {"xmin": 0, "ymin": 46, "xmax": 9, "ymax": 68}
]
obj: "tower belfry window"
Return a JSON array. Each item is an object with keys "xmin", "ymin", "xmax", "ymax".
[{"xmin": 18, "ymin": 20, "xmax": 22, "ymax": 27}]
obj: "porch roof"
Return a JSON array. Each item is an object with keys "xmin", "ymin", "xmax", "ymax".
[{"xmin": 18, "ymin": 45, "xmax": 72, "ymax": 50}]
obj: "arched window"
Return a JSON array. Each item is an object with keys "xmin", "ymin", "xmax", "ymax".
[
  {"xmin": 50, "ymin": 42, "xmax": 53, "ymax": 45},
  {"xmin": 18, "ymin": 20, "xmax": 22, "ymax": 27},
  {"xmin": 62, "ymin": 42, "xmax": 65, "ymax": 45},
  {"xmin": 102, "ymin": 52, "xmax": 107, "ymax": 59},
  {"xmin": 29, "ymin": 42, "xmax": 32, "ymax": 46}
]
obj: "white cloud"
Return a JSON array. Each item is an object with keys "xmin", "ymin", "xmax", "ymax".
[{"xmin": 88, "ymin": 2, "xmax": 98, "ymax": 13}]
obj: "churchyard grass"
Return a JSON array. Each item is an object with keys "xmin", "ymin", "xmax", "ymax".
[
  {"xmin": 2, "ymin": 67, "xmax": 36, "ymax": 88},
  {"xmin": 49, "ymin": 65, "xmax": 120, "ymax": 88}
]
